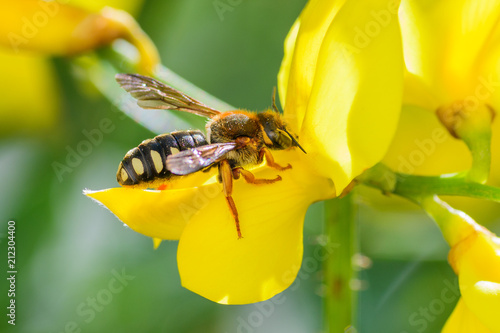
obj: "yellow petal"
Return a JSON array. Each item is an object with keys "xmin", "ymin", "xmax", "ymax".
[
  {"xmin": 177, "ymin": 151, "xmax": 335, "ymax": 304},
  {"xmin": 279, "ymin": 0, "xmax": 346, "ymax": 132},
  {"xmin": 402, "ymin": 70, "xmax": 441, "ymax": 111},
  {"xmin": 277, "ymin": 17, "xmax": 300, "ymax": 110},
  {"xmin": 442, "ymin": 298, "xmax": 492, "ymax": 333},
  {"xmin": 399, "ymin": 0, "xmax": 500, "ymax": 105},
  {"xmin": 84, "ymin": 182, "xmax": 222, "ymax": 240},
  {"xmin": 1, "ymin": 1, "xmax": 119, "ymax": 54},
  {"xmin": 0, "ymin": 1, "xmax": 158, "ymax": 73},
  {"xmin": 85, "ymin": 150, "xmax": 334, "ymax": 303},
  {"xmin": 383, "ymin": 104, "xmax": 471, "ymax": 176},
  {"xmin": 300, "ymin": 0, "xmax": 403, "ymax": 194},
  {"xmin": 153, "ymin": 238, "xmax": 162, "ymax": 249},
  {"xmin": 0, "ymin": 50, "xmax": 59, "ymax": 134},
  {"xmin": 84, "ymin": 163, "xmax": 218, "ymax": 240},
  {"xmin": 477, "ymin": 23, "xmax": 500, "ymax": 115},
  {"xmin": 456, "ymin": 232, "xmax": 500, "ymax": 331},
  {"xmin": 99, "ymin": 7, "xmax": 159, "ymax": 75},
  {"xmin": 70, "ymin": 0, "xmax": 144, "ymax": 14}
]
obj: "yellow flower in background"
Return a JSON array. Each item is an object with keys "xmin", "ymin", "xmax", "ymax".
[
  {"xmin": 369, "ymin": 0, "xmax": 500, "ymax": 222},
  {"xmin": 69, "ymin": 0, "xmax": 144, "ymax": 14},
  {"xmin": 1, "ymin": 0, "xmax": 150, "ymax": 57},
  {"xmin": 86, "ymin": 0, "xmax": 404, "ymax": 304},
  {"xmin": 0, "ymin": 0, "xmax": 157, "ymax": 134},
  {"xmin": 444, "ymin": 230, "xmax": 500, "ymax": 333},
  {"xmin": 0, "ymin": 50, "xmax": 60, "ymax": 135},
  {"xmin": 423, "ymin": 196, "xmax": 500, "ymax": 333},
  {"xmin": 384, "ymin": 0, "xmax": 500, "ymax": 181}
]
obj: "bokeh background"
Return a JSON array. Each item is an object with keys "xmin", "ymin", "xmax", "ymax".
[{"xmin": 1, "ymin": 1, "xmax": 498, "ymax": 332}]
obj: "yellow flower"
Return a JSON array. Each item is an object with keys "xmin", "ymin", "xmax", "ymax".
[
  {"xmin": 0, "ymin": 0, "xmax": 156, "ymax": 69},
  {"xmin": 423, "ymin": 196, "xmax": 500, "ymax": 333},
  {"xmin": 384, "ymin": 0, "xmax": 500, "ymax": 180},
  {"xmin": 372, "ymin": 0, "xmax": 500, "ymax": 222},
  {"xmin": 86, "ymin": 0, "xmax": 404, "ymax": 304},
  {"xmin": 0, "ymin": 50, "xmax": 60, "ymax": 135},
  {"xmin": 279, "ymin": 0, "xmax": 403, "ymax": 192},
  {"xmin": 0, "ymin": 0, "xmax": 157, "ymax": 134},
  {"xmin": 444, "ymin": 231, "xmax": 500, "ymax": 333}
]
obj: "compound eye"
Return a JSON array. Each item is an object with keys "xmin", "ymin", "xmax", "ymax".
[{"xmin": 276, "ymin": 129, "xmax": 293, "ymax": 148}]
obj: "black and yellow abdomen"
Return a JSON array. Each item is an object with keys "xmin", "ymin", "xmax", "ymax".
[{"xmin": 117, "ymin": 130, "xmax": 208, "ymax": 187}]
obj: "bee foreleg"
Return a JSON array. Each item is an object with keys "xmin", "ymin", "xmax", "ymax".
[
  {"xmin": 219, "ymin": 160, "xmax": 242, "ymax": 239},
  {"xmin": 258, "ymin": 148, "xmax": 292, "ymax": 171},
  {"xmin": 232, "ymin": 167, "xmax": 282, "ymax": 184}
]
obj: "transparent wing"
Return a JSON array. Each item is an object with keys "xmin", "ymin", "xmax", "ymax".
[
  {"xmin": 166, "ymin": 143, "xmax": 237, "ymax": 175},
  {"xmin": 115, "ymin": 73, "xmax": 221, "ymax": 118}
]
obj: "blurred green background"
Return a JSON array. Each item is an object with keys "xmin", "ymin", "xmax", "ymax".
[{"xmin": 1, "ymin": 1, "xmax": 498, "ymax": 332}]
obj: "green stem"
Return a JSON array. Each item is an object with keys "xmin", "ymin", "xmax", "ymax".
[
  {"xmin": 461, "ymin": 130, "xmax": 491, "ymax": 184},
  {"xmin": 359, "ymin": 163, "xmax": 500, "ymax": 203},
  {"xmin": 394, "ymin": 174, "xmax": 500, "ymax": 201},
  {"xmin": 436, "ymin": 103, "xmax": 493, "ymax": 183},
  {"xmin": 324, "ymin": 195, "xmax": 357, "ymax": 332}
]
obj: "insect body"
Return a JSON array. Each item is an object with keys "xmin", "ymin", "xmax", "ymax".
[
  {"xmin": 115, "ymin": 73, "xmax": 305, "ymax": 238},
  {"xmin": 117, "ymin": 130, "xmax": 208, "ymax": 187}
]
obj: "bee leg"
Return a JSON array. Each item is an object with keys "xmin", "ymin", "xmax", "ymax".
[
  {"xmin": 232, "ymin": 167, "xmax": 282, "ymax": 184},
  {"xmin": 219, "ymin": 160, "xmax": 242, "ymax": 239},
  {"xmin": 157, "ymin": 184, "xmax": 169, "ymax": 190},
  {"xmin": 258, "ymin": 147, "xmax": 292, "ymax": 171}
]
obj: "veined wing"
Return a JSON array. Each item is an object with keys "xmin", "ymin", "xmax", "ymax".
[
  {"xmin": 166, "ymin": 143, "xmax": 237, "ymax": 175},
  {"xmin": 115, "ymin": 73, "xmax": 221, "ymax": 118}
]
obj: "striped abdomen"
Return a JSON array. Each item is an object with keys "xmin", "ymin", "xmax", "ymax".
[{"xmin": 117, "ymin": 130, "xmax": 208, "ymax": 187}]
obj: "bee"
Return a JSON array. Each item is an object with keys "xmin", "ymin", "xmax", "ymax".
[{"xmin": 115, "ymin": 73, "xmax": 306, "ymax": 238}]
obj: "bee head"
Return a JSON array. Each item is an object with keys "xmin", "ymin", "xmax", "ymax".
[{"xmin": 257, "ymin": 111, "xmax": 306, "ymax": 153}]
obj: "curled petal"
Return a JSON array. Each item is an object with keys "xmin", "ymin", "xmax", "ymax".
[
  {"xmin": 1, "ymin": 1, "xmax": 120, "ymax": 54},
  {"xmin": 177, "ymin": 151, "xmax": 335, "ymax": 304},
  {"xmin": 0, "ymin": 1, "xmax": 158, "ymax": 74},
  {"xmin": 300, "ymin": 0, "xmax": 404, "ymax": 194},
  {"xmin": 99, "ymin": 7, "xmax": 159, "ymax": 74}
]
